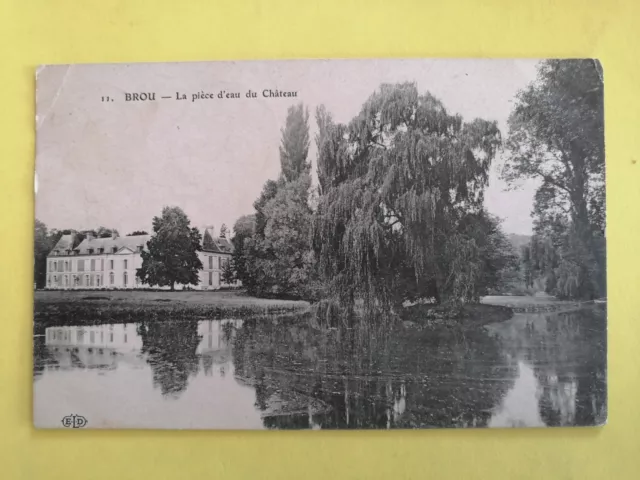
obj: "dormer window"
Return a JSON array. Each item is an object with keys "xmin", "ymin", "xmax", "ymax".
[
  {"xmin": 88, "ymin": 248, "xmax": 94, "ymax": 254},
  {"xmin": 137, "ymin": 245, "xmax": 143, "ymax": 252},
  {"xmin": 112, "ymin": 247, "xmax": 118, "ymax": 253},
  {"xmin": 98, "ymin": 248, "xmax": 104, "ymax": 254}
]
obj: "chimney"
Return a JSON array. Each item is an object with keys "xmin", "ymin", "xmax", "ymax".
[{"xmin": 84, "ymin": 231, "xmax": 95, "ymax": 241}]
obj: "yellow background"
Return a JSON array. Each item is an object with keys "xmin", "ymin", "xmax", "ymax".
[{"xmin": 1, "ymin": 1, "xmax": 638, "ymax": 478}]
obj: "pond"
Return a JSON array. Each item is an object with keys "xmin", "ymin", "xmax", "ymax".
[{"xmin": 33, "ymin": 306, "xmax": 607, "ymax": 429}]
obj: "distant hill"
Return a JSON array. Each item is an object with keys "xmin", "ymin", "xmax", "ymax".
[{"xmin": 507, "ymin": 234, "xmax": 531, "ymax": 252}]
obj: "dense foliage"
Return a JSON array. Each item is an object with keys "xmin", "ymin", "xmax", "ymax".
[
  {"xmin": 313, "ymin": 83, "xmax": 504, "ymax": 309},
  {"xmin": 236, "ymin": 104, "xmax": 316, "ymax": 298},
  {"xmin": 504, "ymin": 60, "xmax": 605, "ymax": 299},
  {"xmin": 136, "ymin": 206, "xmax": 203, "ymax": 290}
]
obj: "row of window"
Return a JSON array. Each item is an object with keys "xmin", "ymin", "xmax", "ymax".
[
  {"xmin": 48, "ymin": 329, "xmax": 123, "ymax": 344},
  {"xmin": 49, "ymin": 259, "xmax": 129, "ymax": 273},
  {"xmin": 48, "ymin": 271, "xmax": 229, "ymax": 288},
  {"xmin": 47, "ymin": 271, "xmax": 135, "ymax": 287},
  {"xmin": 50, "ymin": 246, "xmax": 143, "ymax": 256},
  {"xmin": 50, "ymin": 256, "xmax": 229, "ymax": 273},
  {"xmin": 207, "ymin": 255, "xmax": 228, "ymax": 270}
]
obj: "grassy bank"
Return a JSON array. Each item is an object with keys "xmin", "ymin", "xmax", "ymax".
[
  {"xmin": 480, "ymin": 295, "xmax": 602, "ymax": 313},
  {"xmin": 34, "ymin": 290, "xmax": 310, "ymax": 328}
]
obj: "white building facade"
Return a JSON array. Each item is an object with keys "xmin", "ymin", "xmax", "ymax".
[{"xmin": 45, "ymin": 228, "xmax": 238, "ymax": 290}]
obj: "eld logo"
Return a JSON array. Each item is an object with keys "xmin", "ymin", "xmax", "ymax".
[{"xmin": 61, "ymin": 414, "xmax": 88, "ymax": 429}]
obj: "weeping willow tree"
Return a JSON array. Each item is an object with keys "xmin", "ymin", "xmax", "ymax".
[{"xmin": 313, "ymin": 83, "xmax": 502, "ymax": 313}]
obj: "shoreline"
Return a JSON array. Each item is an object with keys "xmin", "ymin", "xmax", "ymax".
[{"xmin": 33, "ymin": 290, "xmax": 602, "ymax": 333}]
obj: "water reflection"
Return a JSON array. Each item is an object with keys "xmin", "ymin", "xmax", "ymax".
[
  {"xmin": 486, "ymin": 307, "xmax": 607, "ymax": 427},
  {"xmin": 33, "ymin": 306, "xmax": 606, "ymax": 429}
]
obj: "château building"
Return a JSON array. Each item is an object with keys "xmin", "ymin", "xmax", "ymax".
[{"xmin": 44, "ymin": 226, "xmax": 237, "ymax": 290}]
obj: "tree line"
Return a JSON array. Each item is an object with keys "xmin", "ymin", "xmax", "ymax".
[
  {"xmin": 35, "ymin": 60, "xmax": 605, "ymax": 306},
  {"xmin": 229, "ymin": 59, "xmax": 605, "ymax": 308}
]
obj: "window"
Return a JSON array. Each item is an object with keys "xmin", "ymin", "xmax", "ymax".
[
  {"xmin": 90, "ymin": 331, "xmax": 95, "ymax": 344},
  {"xmin": 78, "ymin": 259, "xmax": 85, "ymax": 272},
  {"xmin": 64, "ymin": 275, "xmax": 69, "ymax": 287},
  {"xmin": 110, "ymin": 260, "xmax": 114, "ymax": 270},
  {"xmin": 98, "ymin": 248, "xmax": 104, "ymax": 254},
  {"xmin": 64, "ymin": 261, "xmax": 69, "ymax": 271},
  {"xmin": 218, "ymin": 272, "xmax": 221, "ymax": 285},
  {"xmin": 101, "ymin": 259, "xmax": 104, "ymax": 271},
  {"xmin": 112, "ymin": 247, "xmax": 118, "ymax": 253},
  {"xmin": 109, "ymin": 272, "xmax": 114, "ymax": 285},
  {"xmin": 124, "ymin": 334, "xmax": 128, "ymax": 343},
  {"xmin": 47, "ymin": 276, "xmax": 51, "ymax": 287},
  {"xmin": 85, "ymin": 275, "xmax": 90, "ymax": 286},
  {"xmin": 124, "ymin": 259, "xmax": 128, "ymax": 269},
  {"xmin": 73, "ymin": 275, "xmax": 78, "ymax": 286},
  {"xmin": 53, "ymin": 275, "xmax": 57, "ymax": 284},
  {"xmin": 90, "ymin": 259, "xmax": 95, "ymax": 271},
  {"xmin": 209, "ymin": 272, "xmax": 213, "ymax": 286},
  {"xmin": 137, "ymin": 245, "xmax": 143, "ymax": 252},
  {"xmin": 110, "ymin": 333, "xmax": 114, "ymax": 343},
  {"xmin": 88, "ymin": 248, "xmax": 94, "ymax": 254},
  {"xmin": 96, "ymin": 276, "xmax": 101, "ymax": 287},
  {"xmin": 123, "ymin": 271, "xmax": 128, "ymax": 286},
  {"xmin": 53, "ymin": 261, "xmax": 57, "ymax": 271},
  {"xmin": 208, "ymin": 256, "xmax": 213, "ymax": 269},
  {"xmin": 218, "ymin": 256, "xmax": 222, "ymax": 269}
]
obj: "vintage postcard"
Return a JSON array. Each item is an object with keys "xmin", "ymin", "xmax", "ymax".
[{"xmin": 33, "ymin": 59, "xmax": 607, "ymax": 430}]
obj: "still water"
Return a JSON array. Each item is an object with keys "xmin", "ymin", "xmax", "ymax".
[{"xmin": 33, "ymin": 307, "xmax": 606, "ymax": 429}]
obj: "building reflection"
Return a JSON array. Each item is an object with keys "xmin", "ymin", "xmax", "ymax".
[
  {"xmin": 35, "ymin": 319, "xmax": 244, "ymax": 397},
  {"xmin": 39, "ymin": 324, "xmax": 144, "ymax": 371}
]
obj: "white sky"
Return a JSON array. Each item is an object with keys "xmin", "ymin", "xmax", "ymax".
[{"xmin": 36, "ymin": 59, "xmax": 540, "ymax": 236}]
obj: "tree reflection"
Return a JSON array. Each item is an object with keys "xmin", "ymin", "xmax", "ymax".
[
  {"xmin": 137, "ymin": 320, "xmax": 202, "ymax": 398},
  {"xmin": 535, "ymin": 307, "xmax": 607, "ymax": 426},
  {"xmin": 232, "ymin": 315, "xmax": 513, "ymax": 429},
  {"xmin": 33, "ymin": 336, "xmax": 58, "ymax": 380},
  {"xmin": 487, "ymin": 305, "xmax": 607, "ymax": 427}
]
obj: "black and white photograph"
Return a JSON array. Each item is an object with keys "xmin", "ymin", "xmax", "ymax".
[{"xmin": 33, "ymin": 59, "xmax": 606, "ymax": 430}]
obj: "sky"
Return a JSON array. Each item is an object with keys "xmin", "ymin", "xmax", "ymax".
[{"xmin": 35, "ymin": 59, "xmax": 540, "ymax": 236}]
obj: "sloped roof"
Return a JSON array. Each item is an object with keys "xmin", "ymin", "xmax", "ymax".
[
  {"xmin": 50, "ymin": 234, "xmax": 76, "ymax": 253},
  {"xmin": 74, "ymin": 235, "xmax": 151, "ymax": 254},
  {"xmin": 212, "ymin": 236, "xmax": 234, "ymax": 254},
  {"xmin": 201, "ymin": 228, "xmax": 234, "ymax": 254}
]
